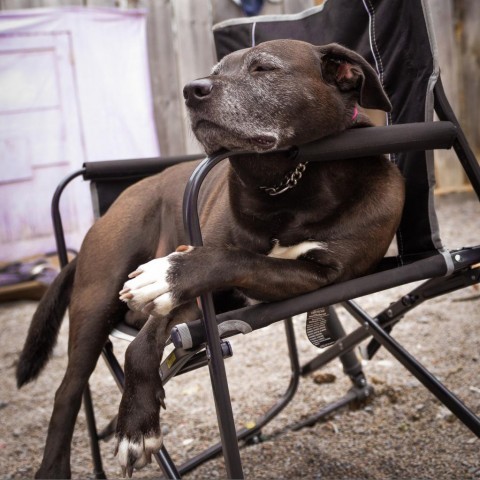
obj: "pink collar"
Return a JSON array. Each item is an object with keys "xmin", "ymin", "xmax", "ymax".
[{"xmin": 352, "ymin": 106, "xmax": 359, "ymax": 122}]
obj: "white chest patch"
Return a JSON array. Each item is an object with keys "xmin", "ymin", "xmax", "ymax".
[{"xmin": 267, "ymin": 240, "xmax": 328, "ymax": 260}]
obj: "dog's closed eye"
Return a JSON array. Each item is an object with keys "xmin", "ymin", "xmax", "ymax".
[{"xmin": 249, "ymin": 63, "xmax": 278, "ymax": 74}]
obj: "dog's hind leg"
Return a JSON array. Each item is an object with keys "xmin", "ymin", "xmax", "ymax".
[{"xmin": 35, "ymin": 291, "xmax": 126, "ymax": 479}]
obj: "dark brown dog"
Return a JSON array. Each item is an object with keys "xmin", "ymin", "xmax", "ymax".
[{"xmin": 17, "ymin": 40, "xmax": 404, "ymax": 478}]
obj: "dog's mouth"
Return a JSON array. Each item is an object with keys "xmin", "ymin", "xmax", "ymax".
[
  {"xmin": 251, "ymin": 135, "xmax": 276, "ymax": 149},
  {"xmin": 193, "ymin": 119, "xmax": 278, "ymax": 152}
]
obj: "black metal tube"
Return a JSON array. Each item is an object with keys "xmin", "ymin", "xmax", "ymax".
[
  {"xmin": 179, "ymin": 318, "xmax": 300, "ymax": 476},
  {"xmin": 154, "ymin": 447, "xmax": 181, "ymax": 480},
  {"xmin": 83, "ymin": 154, "xmax": 205, "ymax": 181},
  {"xmin": 102, "ymin": 341, "xmax": 125, "ymax": 392},
  {"xmin": 51, "ymin": 169, "xmax": 106, "ymax": 477},
  {"xmin": 183, "ymin": 153, "xmax": 245, "ymax": 479},
  {"xmin": 325, "ymin": 306, "xmax": 363, "ymax": 378},
  {"xmin": 51, "ymin": 168, "xmax": 85, "ymax": 268},
  {"xmin": 295, "ymin": 121, "xmax": 457, "ymax": 163},
  {"xmin": 345, "ymin": 300, "xmax": 480, "ymax": 436},
  {"xmin": 172, "ymin": 252, "xmax": 449, "ymax": 350},
  {"xmin": 82, "ymin": 386, "xmax": 106, "ymax": 479}
]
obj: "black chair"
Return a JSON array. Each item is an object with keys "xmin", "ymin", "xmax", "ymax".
[{"xmin": 51, "ymin": 0, "xmax": 480, "ymax": 477}]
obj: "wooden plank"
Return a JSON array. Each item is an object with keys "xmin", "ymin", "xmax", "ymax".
[
  {"xmin": 284, "ymin": 0, "xmax": 314, "ymax": 14},
  {"xmin": 262, "ymin": 0, "xmax": 283, "ymax": 15},
  {"xmin": 172, "ymin": 0, "xmax": 216, "ymax": 154},
  {"xmin": 457, "ymin": 0, "xmax": 480, "ymax": 156},
  {"xmin": 142, "ymin": 0, "xmax": 186, "ymax": 155},
  {"xmin": 0, "ymin": 1, "xmax": 118, "ymax": 10},
  {"xmin": 0, "ymin": 0, "xmax": 82, "ymax": 7},
  {"xmin": 86, "ymin": 0, "xmax": 118, "ymax": 6},
  {"xmin": 212, "ymin": 0, "xmax": 314, "ymax": 25},
  {"xmin": 212, "ymin": 0, "xmax": 243, "ymax": 24},
  {"xmin": 427, "ymin": 0, "xmax": 466, "ymax": 189}
]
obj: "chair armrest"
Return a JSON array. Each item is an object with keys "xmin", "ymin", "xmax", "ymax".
[
  {"xmin": 83, "ymin": 153, "xmax": 204, "ymax": 181},
  {"xmin": 295, "ymin": 121, "xmax": 457, "ymax": 163}
]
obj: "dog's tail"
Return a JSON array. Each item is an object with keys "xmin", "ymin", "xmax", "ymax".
[{"xmin": 16, "ymin": 257, "xmax": 77, "ymax": 388}]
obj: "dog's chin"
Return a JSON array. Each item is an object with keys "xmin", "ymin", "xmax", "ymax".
[{"xmin": 192, "ymin": 120, "xmax": 278, "ymax": 155}]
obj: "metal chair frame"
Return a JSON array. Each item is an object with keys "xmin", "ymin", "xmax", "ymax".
[{"xmin": 51, "ymin": 77, "xmax": 480, "ymax": 479}]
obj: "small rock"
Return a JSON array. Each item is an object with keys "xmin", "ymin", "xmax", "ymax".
[
  {"xmin": 469, "ymin": 466, "xmax": 480, "ymax": 477},
  {"xmin": 161, "ymin": 424, "xmax": 170, "ymax": 436},
  {"xmin": 312, "ymin": 372, "xmax": 336, "ymax": 384},
  {"xmin": 436, "ymin": 406, "xmax": 455, "ymax": 422},
  {"xmin": 369, "ymin": 375, "xmax": 384, "ymax": 385},
  {"xmin": 398, "ymin": 422, "xmax": 410, "ymax": 432}
]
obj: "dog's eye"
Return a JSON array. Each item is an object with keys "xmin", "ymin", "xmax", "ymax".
[{"xmin": 250, "ymin": 64, "xmax": 276, "ymax": 74}]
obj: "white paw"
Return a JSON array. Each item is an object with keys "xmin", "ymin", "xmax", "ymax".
[
  {"xmin": 119, "ymin": 254, "xmax": 179, "ymax": 315},
  {"xmin": 116, "ymin": 433, "xmax": 163, "ymax": 477}
]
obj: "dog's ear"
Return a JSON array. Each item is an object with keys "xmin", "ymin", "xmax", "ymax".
[{"xmin": 316, "ymin": 43, "xmax": 392, "ymax": 112}]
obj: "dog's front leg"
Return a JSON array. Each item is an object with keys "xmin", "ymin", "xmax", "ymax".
[
  {"xmin": 120, "ymin": 244, "xmax": 344, "ymax": 314},
  {"xmin": 115, "ymin": 302, "xmax": 199, "ymax": 477}
]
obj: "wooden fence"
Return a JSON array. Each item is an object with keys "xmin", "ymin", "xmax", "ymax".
[{"xmin": 1, "ymin": 0, "xmax": 478, "ymax": 191}]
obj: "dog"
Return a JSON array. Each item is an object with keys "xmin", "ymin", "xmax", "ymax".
[{"xmin": 16, "ymin": 40, "xmax": 404, "ymax": 478}]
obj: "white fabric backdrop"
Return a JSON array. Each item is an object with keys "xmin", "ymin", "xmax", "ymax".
[{"xmin": 0, "ymin": 7, "xmax": 160, "ymax": 260}]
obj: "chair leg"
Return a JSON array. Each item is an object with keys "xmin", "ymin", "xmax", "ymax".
[
  {"xmin": 179, "ymin": 318, "xmax": 301, "ymax": 475},
  {"xmin": 345, "ymin": 300, "xmax": 480, "ymax": 437},
  {"xmin": 83, "ymin": 384, "xmax": 107, "ymax": 479},
  {"xmin": 198, "ymin": 294, "xmax": 245, "ymax": 479},
  {"xmin": 290, "ymin": 306, "xmax": 373, "ymax": 430},
  {"xmin": 326, "ymin": 306, "xmax": 364, "ymax": 379},
  {"xmin": 153, "ymin": 447, "xmax": 181, "ymax": 479}
]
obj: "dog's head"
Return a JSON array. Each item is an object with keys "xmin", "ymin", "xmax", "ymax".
[{"xmin": 184, "ymin": 40, "xmax": 391, "ymax": 155}]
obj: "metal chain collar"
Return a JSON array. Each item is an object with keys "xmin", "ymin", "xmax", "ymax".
[{"xmin": 260, "ymin": 161, "xmax": 309, "ymax": 196}]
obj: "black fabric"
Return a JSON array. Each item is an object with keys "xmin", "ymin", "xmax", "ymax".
[
  {"xmin": 85, "ymin": 154, "xmax": 205, "ymax": 216},
  {"xmin": 213, "ymin": 0, "xmax": 442, "ymax": 257}
]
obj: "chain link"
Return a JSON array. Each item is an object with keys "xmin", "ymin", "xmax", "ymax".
[{"xmin": 260, "ymin": 161, "xmax": 309, "ymax": 196}]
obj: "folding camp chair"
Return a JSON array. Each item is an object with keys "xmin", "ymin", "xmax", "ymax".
[{"xmin": 51, "ymin": 0, "xmax": 480, "ymax": 478}]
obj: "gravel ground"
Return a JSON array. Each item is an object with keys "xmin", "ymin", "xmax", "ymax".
[{"xmin": 0, "ymin": 192, "xmax": 479, "ymax": 480}]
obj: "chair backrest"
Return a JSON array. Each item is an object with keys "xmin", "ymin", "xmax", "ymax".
[
  {"xmin": 83, "ymin": 154, "xmax": 204, "ymax": 218},
  {"xmin": 213, "ymin": 0, "xmax": 441, "ymax": 262}
]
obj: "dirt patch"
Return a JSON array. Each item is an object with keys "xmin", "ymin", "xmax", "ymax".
[{"xmin": 0, "ymin": 192, "xmax": 479, "ymax": 479}]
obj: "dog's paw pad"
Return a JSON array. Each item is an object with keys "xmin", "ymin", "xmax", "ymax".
[{"xmin": 116, "ymin": 433, "xmax": 163, "ymax": 477}]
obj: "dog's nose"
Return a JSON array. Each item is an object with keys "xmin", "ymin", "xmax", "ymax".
[{"xmin": 183, "ymin": 79, "xmax": 213, "ymax": 105}]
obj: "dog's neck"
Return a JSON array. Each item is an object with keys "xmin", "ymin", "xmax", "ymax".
[
  {"xmin": 227, "ymin": 108, "xmax": 372, "ymax": 204},
  {"xmin": 228, "ymin": 151, "xmax": 303, "ymax": 197},
  {"xmin": 230, "ymin": 107, "xmax": 363, "ymax": 197}
]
